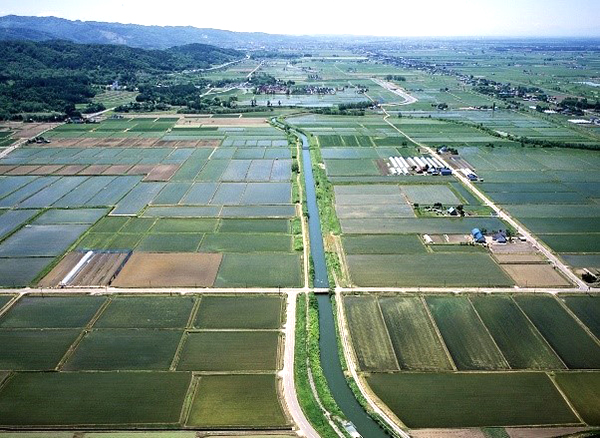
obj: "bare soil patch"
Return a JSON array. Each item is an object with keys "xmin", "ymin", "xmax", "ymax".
[
  {"xmin": 501, "ymin": 264, "xmax": 572, "ymax": 287},
  {"xmin": 40, "ymin": 251, "xmax": 130, "ymax": 287},
  {"xmin": 127, "ymin": 164, "xmax": 156, "ymax": 175},
  {"xmin": 0, "ymin": 165, "xmax": 17, "ymax": 174},
  {"xmin": 196, "ymin": 139, "xmax": 222, "ymax": 147},
  {"xmin": 45, "ymin": 138, "xmax": 82, "ymax": 147},
  {"xmin": 78, "ymin": 165, "xmax": 110, "ymax": 175},
  {"xmin": 39, "ymin": 252, "xmax": 81, "ymax": 287},
  {"xmin": 505, "ymin": 427, "xmax": 589, "ymax": 438},
  {"xmin": 54, "ymin": 165, "xmax": 86, "ymax": 175},
  {"xmin": 176, "ymin": 117, "xmax": 266, "ymax": 127},
  {"xmin": 376, "ymin": 159, "xmax": 390, "ymax": 175},
  {"xmin": 102, "ymin": 165, "xmax": 133, "ymax": 175},
  {"xmin": 411, "ymin": 429, "xmax": 486, "ymax": 438},
  {"xmin": 12, "ymin": 122, "xmax": 60, "ymax": 138},
  {"xmin": 77, "ymin": 138, "xmax": 102, "ymax": 147},
  {"xmin": 112, "ymin": 252, "xmax": 222, "ymax": 287},
  {"xmin": 490, "ymin": 241, "xmax": 538, "ymax": 254},
  {"xmin": 494, "ymin": 254, "xmax": 546, "ymax": 264},
  {"xmin": 446, "ymin": 234, "xmax": 471, "ymax": 244},
  {"xmin": 28, "ymin": 165, "xmax": 65, "ymax": 175},
  {"xmin": 143, "ymin": 165, "xmax": 179, "ymax": 182},
  {"xmin": 6, "ymin": 165, "xmax": 40, "ymax": 175}
]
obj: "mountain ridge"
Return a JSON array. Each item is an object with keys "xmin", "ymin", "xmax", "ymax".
[{"xmin": 0, "ymin": 15, "xmax": 301, "ymax": 49}]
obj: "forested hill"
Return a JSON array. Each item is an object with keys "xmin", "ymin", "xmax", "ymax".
[
  {"xmin": 0, "ymin": 15, "xmax": 296, "ymax": 49},
  {"xmin": 0, "ymin": 40, "xmax": 242, "ymax": 76},
  {"xmin": 0, "ymin": 40, "xmax": 242, "ymax": 118}
]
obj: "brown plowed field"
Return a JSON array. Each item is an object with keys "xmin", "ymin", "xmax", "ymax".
[
  {"xmin": 127, "ymin": 164, "xmax": 157, "ymax": 175},
  {"xmin": 28, "ymin": 165, "xmax": 64, "ymax": 175},
  {"xmin": 500, "ymin": 264, "xmax": 572, "ymax": 287},
  {"xmin": 112, "ymin": 252, "xmax": 223, "ymax": 288},
  {"xmin": 13, "ymin": 122, "xmax": 60, "ymax": 138},
  {"xmin": 494, "ymin": 254, "xmax": 546, "ymax": 264},
  {"xmin": 143, "ymin": 165, "xmax": 179, "ymax": 182},
  {"xmin": 39, "ymin": 252, "xmax": 81, "ymax": 287},
  {"xmin": 102, "ymin": 165, "xmax": 133, "ymax": 175},
  {"xmin": 39, "ymin": 251, "xmax": 130, "ymax": 287},
  {"xmin": 176, "ymin": 117, "xmax": 266, "ymax": 127},
  {"xmin": 6, "ymin": 165, "xmax": 40, "ymax": 175},
  {"xmin": 0, "ymin": 165, "xmax": 16, "ymax": 174},
  {"xmin": 54, "ymin": 165, "xmax": 87, "ymax": 175},
  {"xmin": 74, "ymin": 252, "xmax": 130, "ymax": 285},
  {"xmin": 78, "ymin": 165, "xmax": 110, "ymax": 175}
]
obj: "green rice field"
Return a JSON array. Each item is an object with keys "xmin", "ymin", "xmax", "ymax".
[
  {"xmin": 0, "ymin": 293, "xmax": 289, "ymax": 429},
  {"xmin": 367, "ymin": 372, "xmax": 579, "ymax": 428},
  {"xmin": 0, "ymin": 117, "xmax": 303, "ymax": 288},
  {"xmin": 186, "ymin": 374, "xmax": 289, "ymax": 427},
  {"xmin": 345, "ymin": 293, "xmax": 600, "ymax": 428},
  {"xmin": 346, "ymin": 254, "xmax": 512, "ymax": 287},
  {"xmin": 458, "ymin": 146, "xmax": 600, "ymax": 268}
]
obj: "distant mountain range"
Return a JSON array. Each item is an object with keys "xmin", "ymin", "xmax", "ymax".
[{"xmin": 0, "ymin": 15, "xmax": 307, "ymax": 49}]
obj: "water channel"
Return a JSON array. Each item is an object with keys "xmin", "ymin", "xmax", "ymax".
[{"xmin": 298, "ymin": 131, "xmax": 390, "ymax": 438}]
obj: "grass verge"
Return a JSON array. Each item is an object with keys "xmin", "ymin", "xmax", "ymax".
[{"xmin": 294, "ymin": 294, "xmax": 341, "ymax": 438}]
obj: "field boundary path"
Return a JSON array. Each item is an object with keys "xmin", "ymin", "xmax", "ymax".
[
  {"xmin": 6, "ymin": 285, "xmax": 599, "ymax": 295},
  {"xmin": 376, "ymin": 104, "xmax": 589, "ymax": 291},
  {"xmin": 335, "ymin": 290, "xmax": 412, "ymax": 438},
  {"xmin": 283, "ymin": 290, "xmax": 320, "ymax": 438}
]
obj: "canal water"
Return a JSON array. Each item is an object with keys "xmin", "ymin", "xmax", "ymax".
[{"xmin": 299, "ymin": 132, "xmax": 390, "ymax": 438}]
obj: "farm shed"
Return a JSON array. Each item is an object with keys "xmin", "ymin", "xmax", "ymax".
[{"xmin": 472, "ymin": 228, "xmax": 485, "ymax": 244}]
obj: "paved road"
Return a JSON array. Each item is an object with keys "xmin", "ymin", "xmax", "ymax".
[
  {"xmin": 247, "ymin": 60, "xmax": 264, "ymax": 79},
  {"xmin": 282, "ymin": 290, "xmax": 320, "ymax": 438},
  {"xmin": 379, "ymin": 107, "xmax": 589, "ymax": 290},
  {"xmin": 84, "ymin": 106, "xmax": 117, "ymax": 119},
  {"xmin": 372, "ymin": 78, "xmax": 418, "ymax": 105},
  {"xmin": 184, "ymin": 56, "xmax": 247, "ymax": 73}
]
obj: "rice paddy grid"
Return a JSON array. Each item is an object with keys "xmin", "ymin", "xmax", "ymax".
[{"xmin": 366, "ymin": 372, "xmax": 580, "ymax": 428}]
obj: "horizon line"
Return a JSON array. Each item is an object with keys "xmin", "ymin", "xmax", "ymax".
[{"xmin": 2, "ymin": 14, "xmax": 600, "ymax": 40}]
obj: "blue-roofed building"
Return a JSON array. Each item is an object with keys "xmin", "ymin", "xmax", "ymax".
[{"xmin": 471, "ymin": 228, "xmax": 485, "ymax": 243}]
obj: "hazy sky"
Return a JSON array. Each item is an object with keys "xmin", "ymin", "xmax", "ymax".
[{"xmin": 1, "ymin": 0, "xmax": 599, "ymax": 37}]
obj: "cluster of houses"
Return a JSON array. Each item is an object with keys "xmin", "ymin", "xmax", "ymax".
[
  {"xmin": 472, "ymin": 228, "xmax": 520, "ymax": 245},
  {"xmin": 26, "ymin": 136, "xmax": 50, "ymax": 144},
  {"xmin": 253, "ymin": 84, "xmax": 341, "ymax": 96}
]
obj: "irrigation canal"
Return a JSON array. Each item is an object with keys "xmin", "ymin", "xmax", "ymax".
[{"xmin": 298, "ymin": 131, "xmax": 390, "ymax": 438}]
